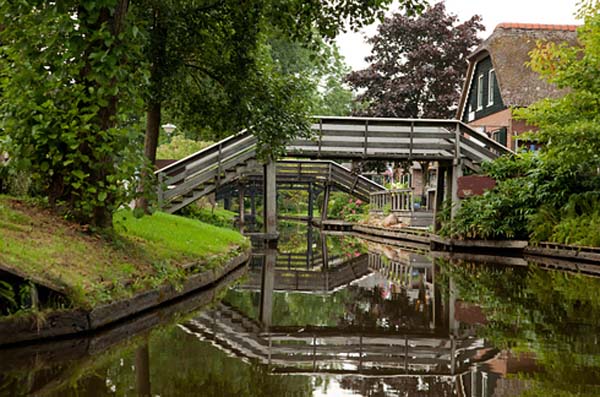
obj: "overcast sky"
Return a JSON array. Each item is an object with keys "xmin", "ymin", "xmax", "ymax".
[{"xmin": 336, "ymin": 0, "xmax": 581, "ymax": 71}]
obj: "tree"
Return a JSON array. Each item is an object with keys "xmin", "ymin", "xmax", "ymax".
[
  {"xmin": 141, "ymin": 0, "xmax": 429, "ymax": 158},
  {"xmin": 0, "ymin": 0, "xmax": 428, "ymax": 226},
  {"xmin": 515, "ymin": 3, "xmax": 600, "ymax": 175},
  {"xmin": 0, "ymin": 1, "xmax": 146, "ymax": 228},
  {"xmin": 346, "ymin": 2, "xmax": 483, "ymax": 118},
  {"xmin": 135, "ymin": 0, "xmax": 427, "ymax": 211}
]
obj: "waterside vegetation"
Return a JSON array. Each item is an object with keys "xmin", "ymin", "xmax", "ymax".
[{"xmin": 0, "ymin": 196, "xmax": 248, "ymax": 314}]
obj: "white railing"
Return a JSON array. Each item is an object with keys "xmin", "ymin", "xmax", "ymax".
[{"xmin": 370, "ymin": 189, "xmax": 414, "ymax": 213}]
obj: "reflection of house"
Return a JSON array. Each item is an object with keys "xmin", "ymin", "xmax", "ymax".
[{"xmin": 457, "ymin": 23, "xmax": 578, "ymax": 150}]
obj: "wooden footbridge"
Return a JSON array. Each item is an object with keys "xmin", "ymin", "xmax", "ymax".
[{"xmin": 156, "ymin": 116, "xmax": 511, "ymax": 230}]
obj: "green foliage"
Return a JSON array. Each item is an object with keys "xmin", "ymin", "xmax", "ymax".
[
  {"xmin": 0, "ymin": 281, "xmax": 16, "ymax": 312},
  {"xmin": 530, "ymin": 192, "xmax": 600, "ymax": 246},
  {"xmin": 156, "ymin": 136, "xmax": 212, "ymax": 160},
  {"xmin": 177, "ymin": 205, "xmax": 237, "ymax": 229},
  {"xmin": 443, "ymin": 177, "xmax": 537, "ymax": 240},
  {"xmin": 0, "ymin": 1, "xmax": 149, "ymax": 227}
]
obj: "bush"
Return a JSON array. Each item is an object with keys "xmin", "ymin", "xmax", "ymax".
[
  {"xmin": 328, "ymin": 192, "xmax": 368, "ymax": 222},
  {"xmin": 177, "ymin": 204, "xmax": 237, "ymax": 229}
]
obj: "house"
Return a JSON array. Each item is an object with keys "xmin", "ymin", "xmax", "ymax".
[{"xmin": 457, "ymin": 23, "xmax": 579, "ymax": 150}]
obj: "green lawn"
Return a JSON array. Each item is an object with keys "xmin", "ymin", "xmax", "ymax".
[{"xmin": 0, "ymin": 196, "xmax": 248, "ymax": 309}]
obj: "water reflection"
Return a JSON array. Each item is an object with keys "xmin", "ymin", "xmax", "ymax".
[{"xmin": 2, "ymin": 222, "xmax": 600, "ymax": 396}]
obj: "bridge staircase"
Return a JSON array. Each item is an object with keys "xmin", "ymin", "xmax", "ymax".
[
  {"xmin": 156, "ymin": 130, "xmax": 257, "ymax": 214},
  {"xmin": 156, "ymin": 136, "xmax": 385, "ymax": 214}
]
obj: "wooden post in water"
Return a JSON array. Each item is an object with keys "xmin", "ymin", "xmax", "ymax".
[
  {"xmin": 321, "ymin": 234, "xmax": 329, "ymax": 270},
  {"xmin": 307, "ymin": 182, "xmax": 314, "ymax": 223},
  {"xmin": 250, "ymin": 187, "xmax": 257, "ymax": 231},
  {"xmin": 306, "ymin": 223, "xmax": 313, "ymax": 269}
]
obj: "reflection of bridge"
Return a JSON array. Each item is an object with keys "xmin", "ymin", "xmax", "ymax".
[
  {"xmin": 181, "ymin": 302, "xmax": 497, "ymax": 377},
  {"xmin": 156, "ymin": 117, "xmax": 511, "ymax": 231},
  {"xmin": 241, "ymin": 253, "xmax": 370, "ymax": 292}
]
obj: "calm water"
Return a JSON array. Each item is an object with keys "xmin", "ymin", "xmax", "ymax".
[{"xmin": 2, "ymin": 222, "xmax": 600, "ymax": 396}]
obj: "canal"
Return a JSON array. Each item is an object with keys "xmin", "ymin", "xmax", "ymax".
[{"xmin": 2, "ymin": 222, "xmax": 600, "ymax": 396}]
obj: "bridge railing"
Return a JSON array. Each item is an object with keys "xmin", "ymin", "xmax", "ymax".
[
  {"xmin": 370, "ymin": 189, "xmax": 414, "ymax": 213},
  {"xmin": 287, "ymin": 117, "xmax": 512, "ymax": 168}
]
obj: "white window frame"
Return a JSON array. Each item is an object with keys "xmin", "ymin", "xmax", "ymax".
[
  {"xmin": 488, "ymin": 69, "xmax": 495, "ymax": 106},
  {"xmin": 476, "ymin": 74, "xmax": 484, "ymax": 110}
]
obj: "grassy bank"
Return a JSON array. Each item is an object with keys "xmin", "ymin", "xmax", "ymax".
[{"xmin": 0, "ymin": 196, "xmax": 249, "ymax": 311}]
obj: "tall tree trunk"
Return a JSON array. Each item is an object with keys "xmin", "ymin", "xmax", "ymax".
[
  {"xmin": 73, "ymin": 1, "xmax": 129, "ymax": 229},
  {"xmin": 137, "ymin": 102, "xmax": 161, "ymax": 211},
  {"xmin": 137, "ymin": 6, "xmax": 168, "ymax": 213}
]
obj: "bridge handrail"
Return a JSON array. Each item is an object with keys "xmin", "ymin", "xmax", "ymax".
[
  {"xmin": 370, "ymin": 188, "xmax": 414, "ymax": 212},
  {"xmin": 155, "ymin": 128, "xmax": 253, "ymax": 177},
  {"xmin": 457, "ymin": 121, "xmax": 512, "ymax": 155}
]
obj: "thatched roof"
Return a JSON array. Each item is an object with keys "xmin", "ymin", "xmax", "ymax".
[{"xmin": 458, "ymin": 23, "xmax": 579, "ymax": 118}]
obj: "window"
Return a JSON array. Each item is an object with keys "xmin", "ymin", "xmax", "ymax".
[
  {"xmin": 492, "ymin": 127, "xmax": 507, "ymax": 146},
  {"xmin": 476, "ymin": 74, "xmax": 484, "ymax": 110},
  {"xmin": 488, "ymin": 69, "xmax": 496, "ymax": 106}
]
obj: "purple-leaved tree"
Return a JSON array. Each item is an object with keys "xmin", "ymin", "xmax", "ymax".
[{"xmin": 347, "ymin": 2, "xmax": 483, "ymax": 118}]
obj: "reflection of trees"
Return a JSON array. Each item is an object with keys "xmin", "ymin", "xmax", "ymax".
[
  {"xmin": 340, "ymin": 285, "xmax": 430, "ymax": 332},
  {"xmin": 325, "ymin": 234, "xmax": 367, "ymax": 259},
  {"xmin": 28, "ymin": 326, "xmax": 312, "ymax": 397},
  {"xmin": 225, "ymin": 288, "xmax": 352, "ymax": 327},
  {"xmin": 225, "ymin": 283, "xmax": 431, "ymax": 332},
  {"xmin": 439, "ymin": 259, "xmax": 600, "ymax": 396},
  {"xmin": 145, "ymin": 327, "xmax": 311, "ymax": 397}
]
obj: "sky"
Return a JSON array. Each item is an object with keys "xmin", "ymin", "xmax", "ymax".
[{"xmin": 336, "ymin": 0, "xmax": 581, "ymax": 71}]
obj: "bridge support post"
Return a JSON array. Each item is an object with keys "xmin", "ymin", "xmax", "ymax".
[
  {"xmin": 306, "ymin": 224, "xmax": 313, "ymax": 269},
  {"xmin": 450, "ymin": 159, "xmax": 463, "ymax": 222},
  {"xmin": 263, "ymin": 160, "xmax": 277, "ymax": 239},
  {"xmin": 433, "ymin": 165, "xmax": 446, "ymax": 232},
  {"xmin": 223, "ymin": 196, "xmax": 231, "ymax": 211},
  {"xmin": 307, "ymin": 182, "xmax": 314, "ymax": 223},
  {"xmin": 321, "ymin": 235, "xmax": 329, "ymax": 270},
  {"xmin": 250, "ymin": 186, "xmax": 257, "ymax": 231},
  {"xmin": 321, "ymin": 184, "xmax": 330, "ymax": 222},
  {"xmin": 238, "ymin": 185, "xmax": 245, "ymax": 233}
]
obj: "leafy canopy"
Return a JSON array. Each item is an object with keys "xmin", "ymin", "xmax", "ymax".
[{"xmin": 0, "ymin": 0, "xmax": 147, "ymax": 226}]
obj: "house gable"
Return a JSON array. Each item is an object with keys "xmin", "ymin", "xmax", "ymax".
[{"xmin": 461, "ymin": 55, "xmax": 505, "ymax": 123}]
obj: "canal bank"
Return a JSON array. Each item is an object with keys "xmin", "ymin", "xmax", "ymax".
[
  {"xmin": 4, "ymin": 221, "xmax": 600, "ymax": 396},
  {"xmin": 353, "ymin": 222, "xmax": 600, "ymax": 266},
  {"xmin": 0, "ymin": 196, "xmax": 250, "ymax": 345}
]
